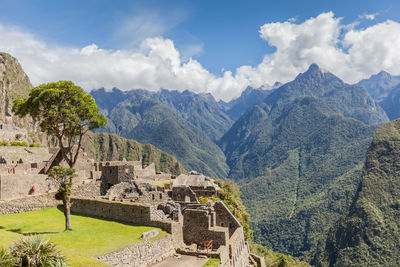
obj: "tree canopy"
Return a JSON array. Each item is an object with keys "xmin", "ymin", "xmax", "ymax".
[{"xmin": 12, "ymin": 81, "xmax": 107, "ymax": 168}]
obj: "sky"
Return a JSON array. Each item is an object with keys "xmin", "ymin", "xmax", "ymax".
[{"xmin": 0, "ymin": 0, "xmax": 399, "ymax": 101}]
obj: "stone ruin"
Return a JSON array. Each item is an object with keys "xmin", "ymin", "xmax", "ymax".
[{"xmin": 0, "ymin": 143, "xmax": 262, "ymax": 266}]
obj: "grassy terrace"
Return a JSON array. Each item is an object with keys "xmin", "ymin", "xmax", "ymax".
[{"xmin": 0, "ymin": 207, "xmax": 168, "ymax": 266}]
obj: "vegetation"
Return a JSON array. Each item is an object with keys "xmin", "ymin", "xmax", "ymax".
[
  {"xmin": 202, "ymin": 257, "xmax": 220, "ymax": 267},
  {"xmin": 13, "ymin": 80, "xmax": 107, "ymax": 168},
  {"xmin": 0, "ymin": 207, "xmax": 168, "ymax": 266},
  {"xmin": 9, "ymin": 141, "xmax": 28, "ymax": 147},
  {"xmin": 2, "ymin": 235, "xmax": 68, "ymax": 267},
  {"xmin": 219, "ymin": 64, "xmax": 382, "ymax": 260},
  {"xmin": 82, "ymin": 132, "xmax": 186, "ymax": 175},
  {"xmin": 316, "ymin": 119, "xmax": 400, "ymax": 266},
  {"xmin": 250, "ymin": 243, "xmax": 310, "ymax": 267},
  {"xmin": 15, "ymin": 134, "xmax": 22, "ymax": 140},
  {"xmin": 90, "ymin": 92, "xmax": 229, "ymax": 177},
  {"xmin": 0, "ymin": 247, "xmax": 15, "ymax": 267},
  {"xmin": 0, "ymin": 141, "xmax": 9, "ymax": 146},
  {"xmin": 29, "ymin": 142, "xmax": 42, "ymax": 147},
  {"xmin": 47, "ymin": 167, "xmax": 77, "ymax": 231}
]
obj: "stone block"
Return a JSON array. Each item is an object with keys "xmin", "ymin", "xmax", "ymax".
[{"xmin": 141, "ymin": 229, "xmax": 159, "ymax": 239}]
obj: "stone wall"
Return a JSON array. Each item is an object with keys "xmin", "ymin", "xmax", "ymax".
[
  {"xmin": 135, "ymin": 163, "xmax": 156, "ymax": 178},
  {"xmin": 172, "ymin": 186, "xmax": 198, "ymax": 203},
  {"xmin": 72, "ymin": 182, "xmax": 101, "ymax": 198},
  {"xmin": 71, "ymin": 198, "xmax": 184, "ymax": 246},
  {"xmin": 214, "ymin": 201, "xmax": 241, "ymax": 237},
  {"xmin": 102, "ymin": 165, "xmax": 135, "ymax": 185},
  {"xmin": 0, "ymin": 193, "xmax": 60, "ymax": 214},
  {"xmin": 95, "ymin": 235, "xmax": 175, "ymax": 267},
  {"xmin": 229, "ymin": 227, "xmax": 249, "ymax": 267},
  {"xmin": 0, "ymin": 147, "xmax": 52, "ymax": 164},
  {"xmin": 182, "ymin": 208, "xmax": 229, "ymax": 249},
  {"xmin": 0, "ymin": 174, "xmax": 52, "ymax": 200}
]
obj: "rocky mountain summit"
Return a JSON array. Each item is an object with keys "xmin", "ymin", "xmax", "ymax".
[
  {"xmin": 219, "ymin": 64, "xmax": 385, "ymax": 260},
  {"xmin": 358, "ymin": 70, "xmax": 400, "ymax": 102}
]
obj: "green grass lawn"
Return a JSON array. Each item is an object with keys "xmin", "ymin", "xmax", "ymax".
[
  {"xmin": 202, "ymin": 257, "xmax": 220, "ymax": 267},
  {"xmin": 0, "ymin": 207, "xmax": 168, "ymax": 266}
]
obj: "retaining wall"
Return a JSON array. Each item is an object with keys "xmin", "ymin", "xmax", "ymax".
[
  {"xmin": 0, "ymin": 174, "xmax": 50, "ymax": 200},
  {"xmin": 95, "ymin": 235, "xmax": 175, "ymax": 267},
  {"xmin": 70, "ymin": 198, "xmax": 183, "ymax": 245}
]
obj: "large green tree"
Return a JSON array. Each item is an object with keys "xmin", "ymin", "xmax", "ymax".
[
  {"xmin": 13, "ymin": 81, "xmax": 106, "ymax": 231},
  {"xmin": 12, "ymin": 80, "xmax": 107, "ymax": 168}
]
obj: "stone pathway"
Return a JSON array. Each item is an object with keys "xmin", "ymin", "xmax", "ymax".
[{"xmin": 151, "ymin": 255, "xmax": 208, "ymax": 267}]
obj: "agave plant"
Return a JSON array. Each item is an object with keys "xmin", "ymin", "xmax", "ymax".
[
  {"xmin": 0, "ymin": 247, "xmax": 15, "ymax": 267},
  {"xmin": 9, "ymin": 235, "xmax": 68, "ymax": 267}
]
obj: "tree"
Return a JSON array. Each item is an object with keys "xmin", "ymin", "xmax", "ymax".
[
  {"xmin": 12, "ymin": 80, "xmax": 107, "ymax": 168},
  {"xmin": 13, "ymin": 81, "xmax": 106, "ymax": 231},
  {"xmin": 47, "ymin": 166, "xmax": 76, "ymax": 231}
]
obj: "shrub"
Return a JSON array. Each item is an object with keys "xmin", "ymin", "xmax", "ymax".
[
  {"xmin": 10, "ymin": 141, "xmax": 28, "ymax": 147},
  {"xmin": 15, "ymin": 134, "xmax": 23, "ymax": 140},
  {"xmin": 29, "ymin": 142, "xmax": 42, "ymax": 147},
  {"xmin": 0, "ymin": 141, "xmax": 8, "ymax": 146},
  {"xmin": 9, "ymin": 235, "xmax": 68, "ymax": 267},
  {"xmin": 0, "ymin": 247, "xmax": 15, "ymax": 267}
]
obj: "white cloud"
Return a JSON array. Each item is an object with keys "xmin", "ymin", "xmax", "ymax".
[
  {"xmin": 359, "ymin": 13, "xmax": 379, "ymax": 20},
  {"xmin": 0, "ymin": 12, "xmax": 399, "ymax": 101}
]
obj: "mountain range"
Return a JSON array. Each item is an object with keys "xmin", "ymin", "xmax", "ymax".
[
  {"xmin": 357, "ymin": 71, "xmax": 400, "ymax": 120},
  {"xmin": 5, "ymin": 49, "xmax": 400, "ymax": 265},
  {"xmin": 90, "ymin": 64, "xmax": 400, "ymax": 262}
]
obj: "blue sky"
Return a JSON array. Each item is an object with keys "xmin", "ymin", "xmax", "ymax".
[{"xmin": 0, "ymin": 0, "xmax": 399, "ymax": 100}]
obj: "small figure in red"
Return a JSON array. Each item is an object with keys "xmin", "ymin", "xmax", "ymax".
[{"xmin": 31, "ymin": 185, "xmax": 36, "ymax": 195}]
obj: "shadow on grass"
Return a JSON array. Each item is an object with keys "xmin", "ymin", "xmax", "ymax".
[{"xmin": 6, "ymin": 228, "xmax": 60, "ymax": 235}]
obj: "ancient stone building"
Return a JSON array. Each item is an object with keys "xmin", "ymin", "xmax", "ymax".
[
  {"xmin": 170, "ymin": 172, "xmax": 220, "ymax": 203},
  {"xmin": 0, "ymin": 146, "xmax": 96, "ymax": 200}
]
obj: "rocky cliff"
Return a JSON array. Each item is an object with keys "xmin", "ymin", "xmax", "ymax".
[{"xmin": 0, "ymin": 52, "xmax": 47, "ymax": 143}]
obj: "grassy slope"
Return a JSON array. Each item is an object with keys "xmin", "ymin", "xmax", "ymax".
[{"xmin": 0, "ymin": 207, "xmax": 168, "ymax": 266}]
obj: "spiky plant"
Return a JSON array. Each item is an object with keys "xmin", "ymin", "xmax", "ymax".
[
  {"xmin": 9, "ymin": 235, "xmax": 68, "ymax": 267},
  {"xmin": 0, "ymin": 247, "xmax": 15, "ymax": 267}
]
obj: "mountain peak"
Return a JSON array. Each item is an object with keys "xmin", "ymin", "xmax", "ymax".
[
  {"xmin": 295, "ymin": 63, "xmax": 326, "ymax": 80},
  {"xmin": 307, "ymin": 63, "xmax": 321, "ymax": 72}
]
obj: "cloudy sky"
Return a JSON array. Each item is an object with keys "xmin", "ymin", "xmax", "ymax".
[{"xmin": 0, "ymin": 0, "xmax": 399, "ymax": 101}]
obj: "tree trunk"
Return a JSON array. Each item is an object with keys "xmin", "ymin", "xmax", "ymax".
[{"xmin": 63, "ymin": 199, "xmax": 72, "ymax": 231}]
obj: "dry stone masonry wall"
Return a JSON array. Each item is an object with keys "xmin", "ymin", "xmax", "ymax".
[{"xmin": 95, "ymin": 235, "xmax": 175, "ymax": 267}]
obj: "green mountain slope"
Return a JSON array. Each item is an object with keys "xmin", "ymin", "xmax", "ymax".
[
  {"xmin": 220, "ymin": 86, "xmax": 275, "ymax": 121},
  {"xmin": 91, "ymin": 88, "xmax": 233, "ymax": 141},
  {"xmin": 219, "ymin": 64, "xmax": 384, "ymax": 260},
  {"xmin": 315, "ymin": 119, "xmax": 400, "ymax": 267},
  {"xmin": 220, "ymin": 64, "xmax": 386, "ymax": 180},
  {"xmin": 239, "ymin": 98, "xmax": 377, "ymax": 260},
  {"xmin": 95, "ymin": 93, "xmax": 229, "ymax": 178}
]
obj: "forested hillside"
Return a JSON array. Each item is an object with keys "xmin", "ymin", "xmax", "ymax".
[
  {"xmin": 91, "ymin": 91, "xmax": 229, "ymax": 178},
  {"xmin": 219, "ymin": 64, "xmax": 385, "ymax": 260},
  {"xmin": 316, "ymin": 119, "xmax": 400, "ymax": 266}
]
